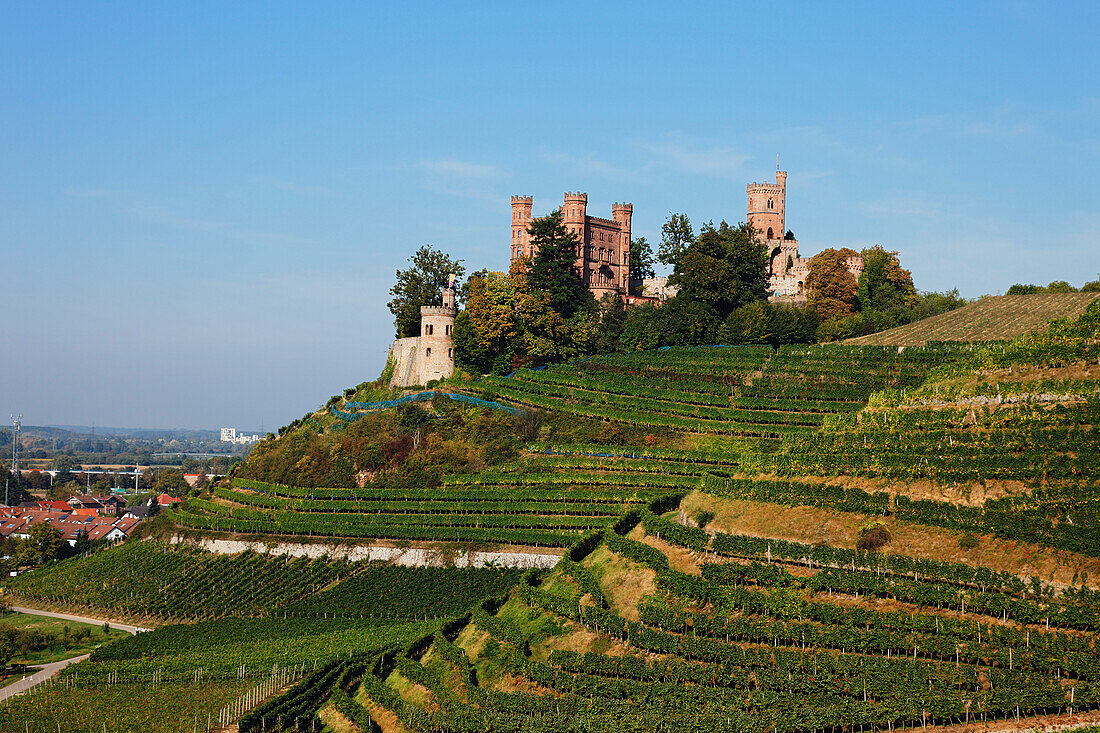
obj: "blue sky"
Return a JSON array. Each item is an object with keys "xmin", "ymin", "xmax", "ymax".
[{"xmin": 2, "ymin": 2, "xmax": 1098, "ymax": 430}]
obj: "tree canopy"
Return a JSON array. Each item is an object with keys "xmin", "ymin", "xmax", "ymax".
[
  {"xmin": 658, "ymin": 213, "xmax": 694, "ymax": 270},
  {"xmin": 388, "ymin": 245, "xmax": 467, "ymax": 338},
  {"xmin": 669, "ymin": 221, "xmax": 769, "ymax": 323},
  {"xmin": 629, "ymin": 236, "xmax": 656, "ymax": 292},
  {"xmin": 806, "ymin": 247, "xmax": 861, "ymax": 322},
  {"xmin": 524, "ymin": 209, "xmax": 592, "ymax": 319}
]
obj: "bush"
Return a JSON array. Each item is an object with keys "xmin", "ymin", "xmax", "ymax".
[
  {"xmin": 958, "ymin": 531, "xmax": 979, "ymax": 550},
  {"xmin": 856, "ymin": 522, "xmax": 890, "ymax": 551},
  {"xmin": 693, "ymin": 510, "xmax": 715, "ymax": 529}
]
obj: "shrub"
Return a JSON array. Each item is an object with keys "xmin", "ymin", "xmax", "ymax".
[
  {"xmin": 856, "ymin": 522, "xmax": 890, "ymax": 551},
  {"xmin": 693, "ymin": 510, "xmax": 715, "ymax": 529},
  {"xmin": 958, "ymin": 531, "xmax": 979, "ymax": 550}
]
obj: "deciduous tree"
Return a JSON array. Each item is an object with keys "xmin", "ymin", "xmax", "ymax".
[
  {"xmin": 388, "ymin": 245, "xmax": 467, "ymax": 338},
  {"xmin": 658, "ymin": 213, "xmax": 694, "ymax": 269},
  {"xmin": 807, "ymin": 247, "xmax": 861, "ymax": 321}
]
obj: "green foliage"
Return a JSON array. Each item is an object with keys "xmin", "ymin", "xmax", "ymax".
[
  {"xmin": 628, "ymin": 236, "xmax": 656, "ymax": 290},
  {"xmin": 388, "ymin": 244, "xmax": 466, "ymax": 338},
  {"xmin": 5, "ymin": 542, "xmax": 351, "ymax": 620},
  {"xmin": 958, "ymin": 531, "xmax": 979, "ymax": 550},
  {"xmin": 669, "ymin": 220, "xmax": 769, "ymax": 326},
  {"xmin": 658, "ymin": 212, "xmax": 694, "ymax": 270},
  {"xmin": 280, "ymin": 565, "xmax": 521, "ymax": 620},
  {"xmin": 525, "ymin": 208, "xmax": 593, "ymax": 319}
]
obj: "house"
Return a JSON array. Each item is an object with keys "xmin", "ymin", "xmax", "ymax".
[
  {"xmin": 36, "ymin": 500, "xmax": 74, "ymax": 512},
  {"xmin": 122, "ymin": 505, "xmax": 152, "ymax": 520},
  {"xmin": 68, "ymin": 495, "xmax": 105, "ymax": 513},
  {"xmin": 153, "ymin": 494, "xmax": 182, "ymax": 507},
  {"xmin": 93, "ymin": 495, "xmax": 126, "ymax": 512}
]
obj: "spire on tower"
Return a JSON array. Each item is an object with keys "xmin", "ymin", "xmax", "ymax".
[{"xmin": 776, "ymin": 153, "xmax": 780, "ymax": 171}]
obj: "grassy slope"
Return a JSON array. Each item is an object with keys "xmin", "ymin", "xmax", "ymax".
[{"xmin": 845, "ymin": 292, "xmax": 1100, "ymax": 346}]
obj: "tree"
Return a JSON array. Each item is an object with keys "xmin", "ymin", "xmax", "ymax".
[
  {"xmin": 806, "ymin": 248, "xmax": 861, "ymax": 322},
  {"xmin": 658, "ymin": 213, "xmax": 694, "ymax": 269},
  {"xmin": 453, "ymin": 270, "xmax": 519, "ymax": 374},
  {"xmin": 388, "ymin": 245, "xmax": 467, "ymax": 338},
  {"xmin": 72, "ymin": 530, "xmax": 90, "ymax": 556},
  {"xmin": 854, "ymin": 245, "xmax": 918, "ymax": 332},
  {"xmin": 628, "ymin": 236, "xmax": 656, "ymax": 293},
  {"xmin": 27, "ymin": 522, "xmax": 64, "ymax": 565},
  {"xmin": 669, "ymin": 221, "xmax": 769, "ymax": 328},
  {"xmin": 525, "ymin": 209, "xmax": 592, "ymax": 319}
]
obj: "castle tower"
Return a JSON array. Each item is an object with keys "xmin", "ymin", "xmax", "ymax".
[
  {"xmin": 416, "ymin": 279, "xmax": 458, "ymax": 384},
  {"xmin": 563, "ymin": 192, "xmax": 588, "ymax": 263},
  {"xmin": 511, "ymin": 196, "xmax": 533, "ymax": 260},
  {"xmin": 612, "ymin": 203, "xmax": 633, "ymax": 293},
  {"xmin": 747, "ymin": 170, "xmax": 787, "ymax": 241}
]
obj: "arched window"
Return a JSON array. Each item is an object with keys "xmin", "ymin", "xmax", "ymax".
[
  {"xmin": 429, "ymin": 324, "xmax": 434, "ymax": 335},
  {"xmin": 768, "ymin": 198, "xmax": 774, "ymax": 209},
  {"xmin": 426, "ymin": 347, "xmax": 432, "ymax": 358},
  {"xmin": 767, "ymin": 227, "xmax": 774, "ymax": 239},
  {"xmin": 448, "ymin": 348, "xmax": 452, "ymax": 358}
]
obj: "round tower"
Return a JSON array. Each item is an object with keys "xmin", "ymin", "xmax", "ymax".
[
  {"xmin": 510, "ymin": 195, "xmax": 533, "ymax": 261},
  {"xmin": 418, "ymin": 281, "xmax": 458, "ymax": 384}
]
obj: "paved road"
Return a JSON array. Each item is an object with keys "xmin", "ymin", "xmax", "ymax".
[
  {"xmin": 0, "ymin": 653, "xmax": 89, "ymax": 703},
  {"xmin": 11, "ymin": 606, "xmax": 150, "ymax": 634}
]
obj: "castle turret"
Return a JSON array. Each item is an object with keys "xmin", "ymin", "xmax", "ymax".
[
  {"xmin": 612, "ymin": 203, "xmax": 633, "ymax": 292},
  {"xmin": 747, "ymin": 171, "xmax": 787, "ymax": 241},
  {"xmin": 390, "ymin": 280, "xmax": 458, "ymax": 388},
  {"xmin": 511, "ymin": 195, "xmax": 533, "ymax": 261}
]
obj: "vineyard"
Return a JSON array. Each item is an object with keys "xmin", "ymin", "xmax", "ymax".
[
  {"xmin": 3, "ymin": 542, "xmax": 353, "ymax": 621},
  {"xmin": 5, "ymin": 300, "xmax": 1100, "ymax": 730},
  {"xmin": 846, "ymin": 292, "xmax": 1100, "ymax": 346},
  {"xmin": 211, "ymin": 499, "xmax": 1100, "ymax": 732},
  {"xmin": 470, "ymin": 343, "xmax": 965, "ymax": 438}
]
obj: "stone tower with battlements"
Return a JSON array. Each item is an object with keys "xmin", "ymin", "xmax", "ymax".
[
  {"xmin": 511, "ymin": 192, "xmax": 632, "ymax": 300},
  {"xmin": 388, "ymin": 281, "xmax": 458, "ymax": 388}
]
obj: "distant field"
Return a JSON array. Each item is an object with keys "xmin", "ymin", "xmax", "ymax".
[{"xmin": 846, "ymin": 292, "xmax": 1100, "ymax": 346}]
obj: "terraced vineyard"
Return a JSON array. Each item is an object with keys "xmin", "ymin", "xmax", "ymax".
[
  {"xmin": 3, "ymin": 542, "xmax": 352, "ymax": 621},
  {"xmin": 268, "ymin": 501, "xmax": 1100, "ymax": 733},
  {"xmin": 172, "ymin": 475, "xmax": 665, "ymax": 547}
]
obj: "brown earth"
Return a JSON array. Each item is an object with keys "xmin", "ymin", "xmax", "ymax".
[{"xmin": 680, "ymin": 491, "xmax": 1100, "ymax": 588}]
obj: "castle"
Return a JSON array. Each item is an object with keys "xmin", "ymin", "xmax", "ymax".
[
  {"xmin": 511, "ymin": 193, "xmax": 633, "ymax": 300},
  {"xmin": 388, "ymin": 279, "xmax": 457, "ymax": 388},
  {"xmin": 751, "ymin": 170, "xmax": 863, "ymax": 301}
]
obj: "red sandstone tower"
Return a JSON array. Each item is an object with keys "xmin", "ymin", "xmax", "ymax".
[
  {"xmin": 747, "ymin": 170, "xmax": 787, "ymax": 242},
  {"xmin": 510, "ymin": 193, "xmax": 632, "ymax": 300}
]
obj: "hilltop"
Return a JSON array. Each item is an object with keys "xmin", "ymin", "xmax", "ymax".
[{"xmin": 844, "ymin": 292, "xmax": 1100, "ymax": 346}]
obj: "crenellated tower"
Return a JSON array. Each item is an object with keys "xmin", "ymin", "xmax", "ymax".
[
  {"xmin": 747, "ymin": 171, "xmax": 787, "ymax": 242},
  {"xmin": 511, "ymin": 195, "xmax": 533, "ymax": 260}
]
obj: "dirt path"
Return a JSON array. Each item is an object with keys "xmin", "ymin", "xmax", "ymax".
[
  {"xmin": 0, "ymin": 653, "xmax": 89, "ymax": 703},
  {"xmin": 10, "ymin": 605, "xmax": 150, "ymax": 634}
]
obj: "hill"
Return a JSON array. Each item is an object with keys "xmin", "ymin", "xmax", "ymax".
[
  {"xmin": 845, "ymin": 292, "xmax": 1100, "ymax": 346},
  {"xmin": 6, "ymin": 299, "xmax": 1100, "ymax": 731}
]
